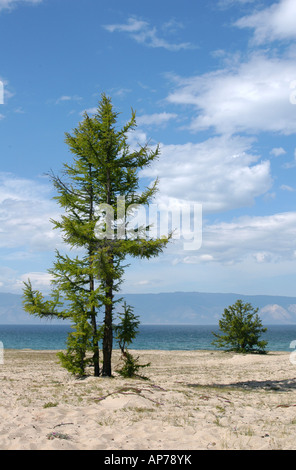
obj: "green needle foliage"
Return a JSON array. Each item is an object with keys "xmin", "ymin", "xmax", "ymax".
[
  {"xmin": 212, "ymin": 299, "xmax": 268, "ymax": 354},
  {"xmin": 115, "ymin": 301, "xmax": 140, "ymax": 354},
  {"xmin": 115, "ymin": 301, "xmax": 150, "ymax": 378},
  {"xmin": 23, "ymin": 93, "xmax": 170, "ymax": 377}
]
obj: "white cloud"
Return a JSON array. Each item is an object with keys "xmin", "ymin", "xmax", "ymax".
[
  {"xmin": 137, "ymin": 112, "xmax": 178, "ymax": 127},
  {"xmin": 135, "ymin": 280, "xmax": 153, "ymax": 286},
  {"xmin": 235, "ymin": 0, "xmax": 296, "ymax": 44},
  {"xmin": 80, "ymin": 107, "xmax": 97, "ymax": 116},
  {"xmin": 18, "ymin": 272, "xmax": 53, "ymax": 288},
  {"xmin": 260, "ymin": 304, "xmax": 292, "ymax": 322},
  {"xmin": 112, "ymin": 88, "xmax": 132, "ymax": 98},
  {"xmin": 14, "ymin": 107, "xmax": 25, "ymax": 114},
  {"xmin": 219, "ymin": 0, "xmax": 256, "ymax": 6},
  {"xmin": 0, "ymin": 270, "xmax": 54, "ymax": 294},
  {"xmin": 0, "ymin": 173, "xmax": 65, "ymax": 293},
  {"xmin": 0, "ymin": 0, "xmax": 42, "ymax": 13},
  {"xmin": 0, "ymin": 77, "xmax": 15, "ymax": 104},
  {"xmin": 283, "ymin": 148, "xmax": 296, "ymax": 168},
  {"xmin": 103, "ymin": 16, "xmax": 194, "ymax": 51},
  {"xmin": 55, "ymin": 95, "xmax": 82, "ymax": 105},
  {"xmin": 200, "ymin": 212, "xmax": 296, "ymax": 263},
  {"xmin": 270, "ymin": 147, "xmax": 286, "ymax": 157},
  {"xmin": 127, "ymin": 128, "xmax": 148, "ymax": 149},
  {"xmin": 170, "ymin": 211, "xmax": 296, "ymax": 271},
  {"xmin": 141, "ymin": 135, "xmax": 272, "ymax": 213},
  {"xmin": 166, "ymin": 53, "xmax": 296, "ymax": 136},
  {"xmin": 280, "ymin": 184, "xmax": 295, "ymax": 192},
  {"xmin": 0, "ymin": 173, "xmax": 61, "ymax": 251},
  {"xmin": 104, "ymin": 17, "xmax": 147, "ymax": 34},
  {"xmin": 0, "ymin": 266, "xmax": 19, "ymax": 292}
]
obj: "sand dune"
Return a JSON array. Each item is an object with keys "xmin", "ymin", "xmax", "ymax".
[{"xmin": 0, "ymin": 349, "xmax": 296, "ymax": 450}]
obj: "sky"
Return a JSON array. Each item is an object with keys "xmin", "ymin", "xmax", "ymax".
[{"xmin": 1, "ymin": 0, "xmax": 296, "ymax": 297}]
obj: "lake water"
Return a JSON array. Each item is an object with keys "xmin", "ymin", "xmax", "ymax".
[{"xmin": 0, "ymin": 324, "xmax": 296, "ymax": 351}]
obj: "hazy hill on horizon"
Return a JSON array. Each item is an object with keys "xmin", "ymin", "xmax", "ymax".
[{"xmin": 0, "ymin": 291, "xmax": 296, "ymax": 325}]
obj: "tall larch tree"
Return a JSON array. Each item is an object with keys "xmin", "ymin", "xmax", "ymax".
[{"xmin": 23, "ymin": 93, "xmax": 169, "ymax": 377}]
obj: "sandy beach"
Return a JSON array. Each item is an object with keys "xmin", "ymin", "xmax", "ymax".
[{"xmin": 0, "ymin": 348, "xmax": 296, "ymax": 450}]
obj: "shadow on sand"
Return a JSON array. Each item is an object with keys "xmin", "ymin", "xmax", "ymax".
[{"xmin": 187, "ymin": 377, "xmax": 296, "ymax": 392}]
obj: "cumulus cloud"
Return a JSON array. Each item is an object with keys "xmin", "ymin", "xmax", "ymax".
[
  {"xmin": 235, "ymin": 0, "xmax": 296, "ymax": 44},
  {"xmin": 141, "ymin": 135, "xmax": 272, "ymax": 213},
  {"xmin": 166, "ymin": 53, "xmax": 296, "ymax": 135},
  {"xmin": 180, "ymin": 211, "xmax": 296, "ymax": 264},
  {"xmin": 0, "ymin": 270, "xmax": 53, "ymax": 294},
  {"xmin": 0, "ymin": 173, "xmax": 61, "ymax": 252},
  {"xmin": 18, "ymin": 272, "xmax": 53, "ymax": 288},
  {"xmin": 0, "ymin": 173, "xmax": 66, "ymax": 292},
  {"xmin": 270, "ymin": 147, "xmax": 286, "ymax": 157}
]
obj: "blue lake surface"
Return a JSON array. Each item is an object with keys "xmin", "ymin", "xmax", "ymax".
[{"xmin": 0, "ymin": 324, "xmax": 296, "ymax": 351}]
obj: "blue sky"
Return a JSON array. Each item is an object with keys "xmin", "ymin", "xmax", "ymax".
[{"xmin": 1, "ymin": 0, "xmax": 296, "ymax": 297}]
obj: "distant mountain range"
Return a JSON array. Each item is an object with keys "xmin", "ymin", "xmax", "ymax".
[{"xmin": 1, "ymin": 291, "xmax": 296, "ymax": 325}]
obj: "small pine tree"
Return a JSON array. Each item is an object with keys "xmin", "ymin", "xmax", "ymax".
[
  {"xmin": 115, "ymin": 301, "xmax": 140, "ymax": 353},
  {"xmin": 115, "ymin": 302, "xmax": 150, "ymax": 378},
  {"xmin": 212, "ymin": 299, "xmax": 268, "ymax": 353}
]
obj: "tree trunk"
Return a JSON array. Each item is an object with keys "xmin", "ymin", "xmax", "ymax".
[
  {"xmin": 90, "ymin": 312, "xmax": 100, "ymax": 377},
  {"xmin": 102, "ymin": 163, "xmax": 113, "ymax": 377},
  {"xmin": 88, "ymin": 164, "xmax": 100, "ymax": 377},
  {"xmin": 102, "ymin": 300, "xmax": 113, "ymax": 376},
  {"xmin": 102, "ymin": 258, "xmax": 114, "ymax": 376}
]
